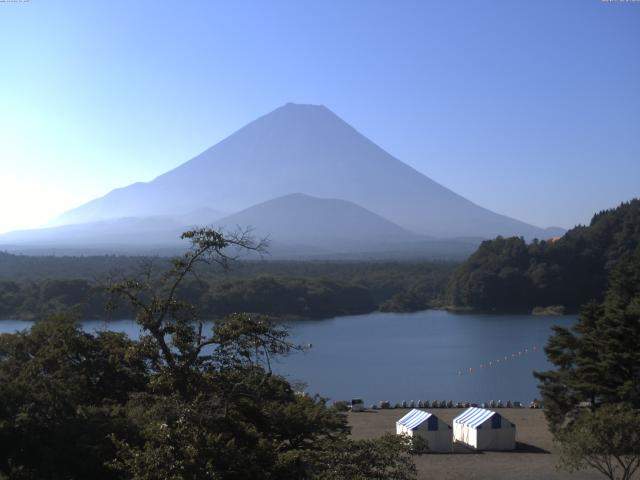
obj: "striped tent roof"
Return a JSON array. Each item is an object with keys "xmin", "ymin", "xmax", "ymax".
[
  {"xmin": 453, "ymin": 407, "xmax": 496, "ymax": 429},
  {"xmin": 396, "ymin": 409, "xmax": 432, "ymax": 430}
]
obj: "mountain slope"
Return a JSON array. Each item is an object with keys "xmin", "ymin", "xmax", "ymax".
[
  {"xmin": 215, "ymin": 193, "xmax": 418, "ymax": 251},
  {"xmin": 0, "ymin": 207, "xmax": 224, "ymax": 254},
  {"xmin": 54, "ymin": 103, "xmax": 558, "ymax": 239},
  {"xmin": 0, "ymin": 217, "xmax": 185, "ymax": 248},
  {"xmin": 0, "ymin": 194, "xmax": 480, "ymax": 259}
]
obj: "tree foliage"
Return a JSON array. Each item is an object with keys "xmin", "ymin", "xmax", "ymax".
[
  {"xmin": 0, "ymin": 317, "xmax": 148, "ymax": 479},
  {"xmin": 0, "ymin": 228, "xmax": 418, "ymax": 480},
  {"xmin": 310, "ymin": 434, "xmax": 417, "ymax": 480},
  {"xmin": 448, "ymin": 199, "xmax": 640, "ymax": 312},
  {"xmin": 557, "ymin": 405, "xmax": 640, "ymax": 480},
  {"xmin": 535, "ymin": 246, "xmax": 640, "ymax": 480},
  {"xmin": 0, "ymin": 257, "xmax": 455, "ymax": 320}
]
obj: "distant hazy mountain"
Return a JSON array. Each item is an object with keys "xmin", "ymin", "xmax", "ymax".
[
  {"xmin": 0, "ymin": 194, "xmax": 479, "ymax": 259},
  {"xmin": 53, "ymin": 103, "xmax": 560, "ymax": 239},
  {"xmin": 215, "ymin": 193, "xmax": 417, "ymax": 251},
  {"xmin": 0, "ymin": 208, "xmax": 223, "ymax": 255},
  {"xmin": 0, "ymin": 217, "xmax": 186, "ymax": 250},
  {"xmin": 174, "ymin": 207, "xmax": 225, "ymax": 226}
]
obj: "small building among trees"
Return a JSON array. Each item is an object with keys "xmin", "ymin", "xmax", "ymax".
[
  {"xmin": 453, "ymin": 407, "xmax": 516, "ymax": 450},
  {"xmin": 395, "ymin": 409, "xmax": 452, "ymax": 452}
]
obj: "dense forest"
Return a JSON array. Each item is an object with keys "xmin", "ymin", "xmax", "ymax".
[
  {"xmin": 447, "ymin": 199, "xmax": 640, "ymax": 312},
  {"xmin": 0, "ymin": 255, "xmax": 455, "ymax": 320}
]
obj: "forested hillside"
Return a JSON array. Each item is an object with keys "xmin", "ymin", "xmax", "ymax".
[
  {"xmin": 447, "ymin": 199, "xmax": 640, "ymax": 312},
  {"xmin": 0, "ymin": 256, "xmax": 455, "ymax": 320}
]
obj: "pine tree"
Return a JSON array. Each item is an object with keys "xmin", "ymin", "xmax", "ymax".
[
  {"xmin": 535, "ymin": 246, "xmax": 640, "ymax": 428},
  {"xmin": 535, "ymin": 247, "xmax": 640, "ymax": 479}
]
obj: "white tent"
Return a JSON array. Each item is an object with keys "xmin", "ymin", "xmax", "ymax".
[
  {"xmin": 453, "ymin": 407, "xmax": 516, "ymax": 450},
  {"xmin": 395, "ymin": 409, "xmax": 452, "ymax": 452}
]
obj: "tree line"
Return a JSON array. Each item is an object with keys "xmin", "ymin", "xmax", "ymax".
[
  {"xmin": 447, "ymin": 199, "xmax": 640, "ymax": 312},
  {"xmin": 0, "ymin": 260, "xmax": 455, "ymax": 320}
]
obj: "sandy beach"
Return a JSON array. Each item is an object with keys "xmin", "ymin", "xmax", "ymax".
[{"xmin": 348, "ymin": 408, "xmax": 602, "ymax": 480}]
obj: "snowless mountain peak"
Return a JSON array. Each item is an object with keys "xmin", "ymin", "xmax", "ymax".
[{"xmin": 51, "ymin": 103, "xmax": 559, "ymax": 241}]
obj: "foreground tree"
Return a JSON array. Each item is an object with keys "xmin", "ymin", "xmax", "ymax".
[
  {"xmin": 106, "ymin": 227, "xmax": 270, "ymax": 398},
  {"xmin": 557, "ymin": 405, "xmax": 640, "ymax": 480},
  {"xmin": 310, "ymin": 434, "xmax": 417, "ymax": 480},
  {"xmin": 0, "ymin": 228, "xmax": 418, "ymax": 480},
  {"xmin": 0, "ymin": 317, "xmax": 148, "ymax": 480},
  {"xmin": 535, "ymin": 247, "xmax": 640, "ymax": 480}
]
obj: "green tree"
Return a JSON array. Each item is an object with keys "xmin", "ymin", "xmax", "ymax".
[
  {"xmin": 0, "ymin": 228, "xmax": 419, "ymax": 479},
  {"xmin": 106, "ymin": 228, "xmax": 417, "ymax": 479},
  {"xmin": 0, "ymin": 316, "xmax": 148, "ymax": 480},
  {"xmin": 310, "ymin": 434, "xmax": 417, "ymax": 480},
  {"xmin": 448, "ymin": 199, "xmax": 640, "ymax": 312},
  {"xmin": 535, "ymin": 247, "xmax": 640, "ymax": 479},
  {"xmin": 557, "ymin": 405, "xmax": 640, "ymax": 480}
]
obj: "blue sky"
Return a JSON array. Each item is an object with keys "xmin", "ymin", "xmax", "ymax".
[{"xmin": 0, "ymin": 0, "xmax": 638, "ymax": 233}]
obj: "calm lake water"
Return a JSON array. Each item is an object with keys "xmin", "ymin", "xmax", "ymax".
[{"xmin": 0, "ymin": 310, "xmax": 575, "ymax": 405}]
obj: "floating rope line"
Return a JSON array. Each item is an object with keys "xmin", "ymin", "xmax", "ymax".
[{"xmin": 456, "ymin": 344, "xmax": 540, "ymax": 376}]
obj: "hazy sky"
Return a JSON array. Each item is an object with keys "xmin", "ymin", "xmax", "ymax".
[{"xmin": 1, "ymin": 0, "xmax": 639, "ymax": 234}]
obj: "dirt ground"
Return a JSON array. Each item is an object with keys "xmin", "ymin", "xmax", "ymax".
[{"xmin": 348, "ymin": 408, "xmax": 603, "ymax": 480}]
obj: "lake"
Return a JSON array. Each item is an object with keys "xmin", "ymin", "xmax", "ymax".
[{"xmin": 0, "ymin": 310, "xmax": 575, "ymax": 405}]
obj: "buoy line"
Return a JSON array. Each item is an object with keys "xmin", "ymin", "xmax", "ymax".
[{"xmin": 456, "ymin": 344, "xmax": 539, "ymax": 376}]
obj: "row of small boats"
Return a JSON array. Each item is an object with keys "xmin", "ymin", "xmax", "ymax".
[{"xmin": 350, "ymin": 398, "xmax": 543, "ymax": 410}]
